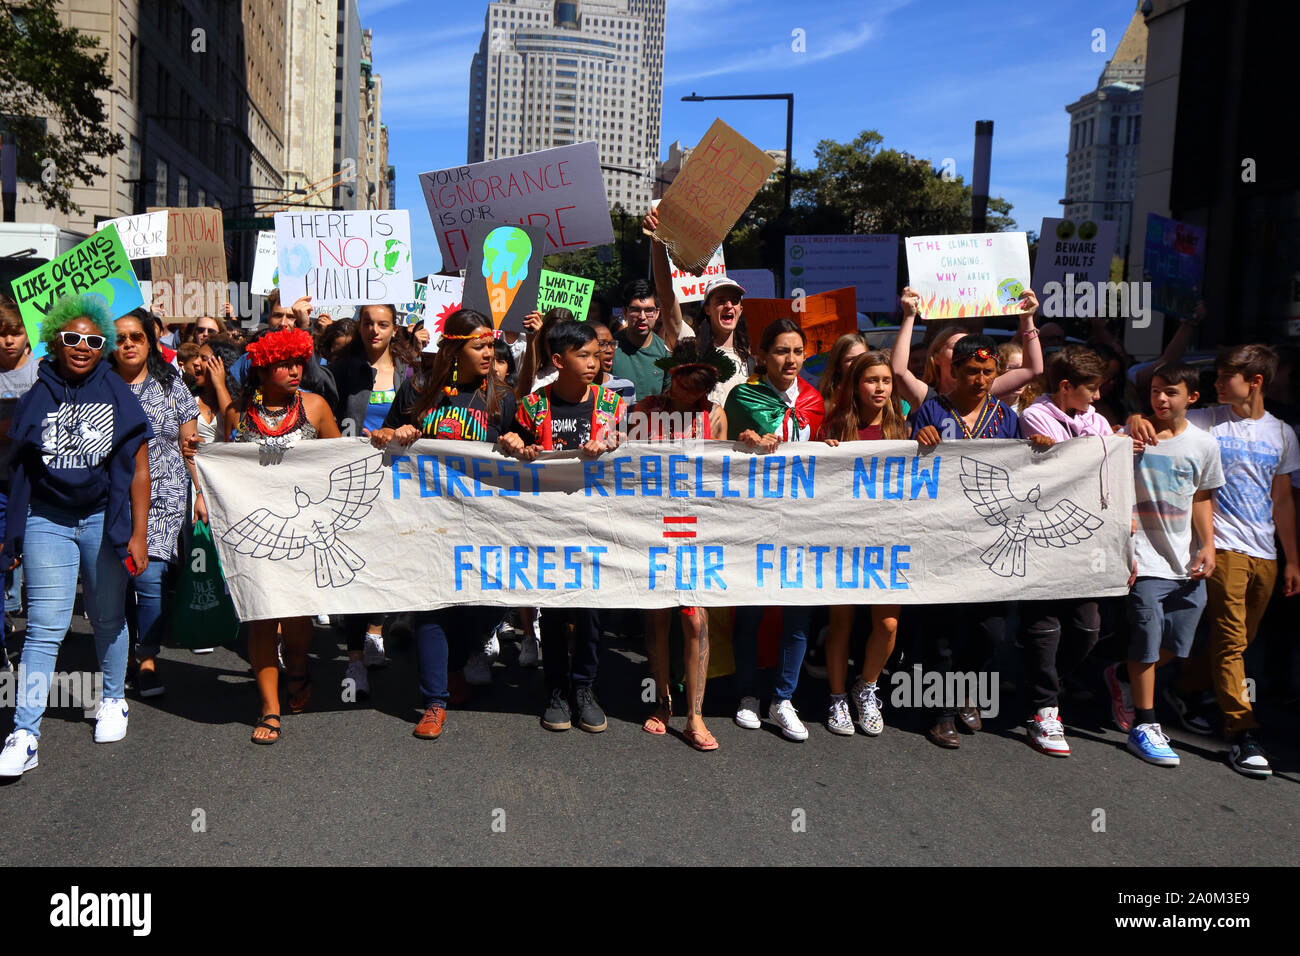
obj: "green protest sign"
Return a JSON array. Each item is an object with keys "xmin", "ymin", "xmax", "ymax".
[
  {"xmin": 536, "ymin": 269, "xmax": 595, "ymax": 318},
  {"xmin": 8, "ymin": 224, "xmax": 144, "ymax": 358}
]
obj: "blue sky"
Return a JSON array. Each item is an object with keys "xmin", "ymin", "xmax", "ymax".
[{"xmin": 358, "ymin": 0, "xmax": 1143, "ymax": 277}]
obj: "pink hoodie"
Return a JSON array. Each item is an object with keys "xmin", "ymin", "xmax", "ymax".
[{"xmin": 1018, "ymin": 395, "xmax": 1114, "ymax": 441}]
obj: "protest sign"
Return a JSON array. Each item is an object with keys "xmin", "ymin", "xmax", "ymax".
[
  {"xmin": 461, "ymin": 220, "xmax": 545, "ymax": 333},
  {"xmin": 274, "ymin": 209, "xmax": 413, "ymax": 306},
  {"xmin": 149, "ymin": 207, "xmax": 228, "ymax": 321},
  {"xmin": 9, "ymin": 225, "xmax": 143, "ymax": 357},
  {"xmin": 742, "ymin": 287, "xmax": 858, "ymax": 357},
  {"xmin": 537, "ymin": 269, "xmax": 595, "ymax": 318},
  {"xmin": 250, "ymin": 230, "xmax": 278, "ymax": 296},
  {"xmin": 420, "ymin": 274, "xmax": 466, "ymax": 352},
  {"xmin": 100, "ymin": 210, "xmax": 168, "ymax": 259},
  {"xmin": 904, "ymin": 232, "xmax": 1031, "ymax": 320},
  {"xmin": 669, "ymin": 244, "xmax": 725, "ymax": 302},
  {"xmin": 419, "ymin": 141, "xmax": 613, "ymax": 272},
  {"xmin": 196, "ymin": 436, "xmax": 1134, "ymax": 620},
  {"xmin": 654, "ymin": 119, "xmax": 778, "ymax": 274},
  {"xmin": 1030, "ymin": 218, "xmax": 1119, "ymax": 319},
  {"xmin": 727, "ymin": 268, "xmax": 776, "ymax": 299},
  {"xmin": 785, "ymin": 235, "xmax": 898, "ymax": 312},
  {"xmin": 1142, "ymin": 213, "xmax": 1206, "ymax": 320}
]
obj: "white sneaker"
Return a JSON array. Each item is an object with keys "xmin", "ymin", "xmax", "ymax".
[
  {"xmin": 363, "ymin": 632, "xmax": 386, "ymax": 668},
  {"xmin": 343, "ymin": 660, "xmax": 370, "ymax": 701},
  {"xmin": 518, "ymin": 632, "xmax": 540, "ymax": 667},
  {"xmin": 770, "ymin": 699, "xmax": 809, "ymax": 741},
  {"xmin": 483, "ymin": 632, "xmax": 500, "ymax": 662},
  {"xmin": 315, "ymin": 614, "xmax": 331, "ymax": 626},
  {"xmin": 190, "ymin": 647, "xmax": 214, "ymax": 655},
  {"xmin": 1027, "ymin": 706, "xmax": 1070, "ymax": 757},
  {"xmin": 464, "ymin": 652, "xmax": 493, "ymax": 686},
  {"xmin": 734, "ymin": 695, "xmax": 762, "ymax": 729},
  {"xmin": 851, "ymin": 679, "xmax": 885, "ymax": 736},
  {"xmin": 93, "ymin": 698, "xmax": 129, "ymax": 744},
  {"xmin": 0, "ymin": 729, "xmax": 38, "ymax": 778},
  {"xmin": 826, "ymin": 696, "xmax": 854, "ymax": 735}
]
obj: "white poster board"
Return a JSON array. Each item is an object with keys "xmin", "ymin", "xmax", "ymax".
[
  {"xmin": 904, "ymin": 232, "xmax": 1031, "ymax": 319},
  {"xmin": 100, "ymin": 211, "xmax": 168, "ymax": 259},
  {"xmin": 671, "ymin": 245, "xmax": 725, "ymax": 303},
  {"xmin": 785, "ymin": 235, "xmax": 898, "ymax": 312},
  {"xmin": 1031, "ymin": 217, "xmax": 1119, "ymax": 319},
  {"xmin": 250, "ymin": 230, "xmax": 278, "ymax": 296},
  {"xmin": 420, "ymin": 274, "xmax": 465, "ymax": 353},
  {"xmin": 274, "ymin": 210, "xmax": 414, "ymax": 306}
]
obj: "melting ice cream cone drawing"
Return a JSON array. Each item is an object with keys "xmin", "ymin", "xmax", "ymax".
[{"xmin": 481, "ymin": 226, "xmax": 533, "ymax": 329}]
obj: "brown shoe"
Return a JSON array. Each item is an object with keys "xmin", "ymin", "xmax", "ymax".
[
  {"xmin": 928, "ymin": 718, "xmax": 961, "ymax": 749},
  {"xmin": 956, "ymin": 703, "xmax": 983, "ymax": 733},
  {"xmin": 447, "ymin": 671, "xmax": 470, "ymax": 707},
  {"xmin": 413, "ymin": 705, "xmax": 446, "ymax": 739}
]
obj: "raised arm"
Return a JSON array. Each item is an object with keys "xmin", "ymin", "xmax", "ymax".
[
  {"xmin": 1134, "ymin": 302, "xmax": 1202, "ymax": 397},
  {"xmin": 890, "ymin": 287, "xmax": 928, "ymax": 407},
  {"xmin": 992, "ymin": 290, "xmax": 1042, "ymax": 400},
  {"xmin": 645, "ymin": 207, "xmax": 683, "ymax": 351}
]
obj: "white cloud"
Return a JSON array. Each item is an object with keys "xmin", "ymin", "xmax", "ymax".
[{"xmin": 666, "ymin": 21, "xmax": 875, "ymax": 86}]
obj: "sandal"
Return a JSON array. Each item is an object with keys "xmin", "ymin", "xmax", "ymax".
[
  {"xmin": 683, "ymin": 727, "xmax": 719, "ymax": 752},
  {"xmin": 642, "ymin": 713, "xmax": 668, "ymax": 735},
  {"xmin": 285, "ymin": 671, "xmax": 312, "ymax": 714},
  {"xmin": 251, "ymin": 714, "xmax": 282, "ymax": 745}
]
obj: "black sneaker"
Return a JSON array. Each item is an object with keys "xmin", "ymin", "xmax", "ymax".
[
  {"xmin": 1162, "ymin": 686, "xmax": 1213, "ymax": 735},
  {"xmin": 574, "ymin": 684, "xmax": 607, "ymax": 733},
  {"xmin": 1228, "ymin": 732, "xmax": 1272, "ymax": 778},
  {"xmin": 136, "ymin": 668, "xmax": 166, "ymax": 699},
  {"xmin": 541, "ymin": 687, "xmax": 571, "ymax": 731}
]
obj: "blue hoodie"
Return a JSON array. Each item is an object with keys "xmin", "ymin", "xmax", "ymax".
[{"xmin": 3, "ymin": 358, "xmax": 152, "ymax": 560}]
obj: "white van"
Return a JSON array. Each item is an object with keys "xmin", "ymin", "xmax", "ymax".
[{"xmin": 0, "ymin": 223, "xmax": 88, "ymax": 297}]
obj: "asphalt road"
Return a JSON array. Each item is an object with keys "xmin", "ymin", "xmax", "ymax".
[{"xmin": 3, "ymin": 612, "xmax": 1298, "ymax": 867}]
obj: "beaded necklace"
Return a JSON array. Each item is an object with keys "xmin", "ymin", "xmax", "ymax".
[
  {"xmin": 243, "ymin": 389, "xmax": 306, "ymax": 443},
  {"xmin": 937, "ymin": 392, "xmax": 1005, "ymax": 439}
]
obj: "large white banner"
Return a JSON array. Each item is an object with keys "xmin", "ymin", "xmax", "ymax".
[{"xmin": 196, "ymin": 437, "xmax": 1134, "ymax": 621}]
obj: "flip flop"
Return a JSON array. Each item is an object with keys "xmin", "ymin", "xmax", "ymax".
[
  {"xmin": 642, "ymin": 713, "xmax": 668, "ymax": 735},
  {"xmin": 683, "ymin": 728, "xmax": 719, "ymax": 752},
  {"xmin": 251, "ymin": 714, "xmax": 282, "ymax": 745}
]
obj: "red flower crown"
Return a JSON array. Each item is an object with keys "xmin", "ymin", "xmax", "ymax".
[{"xmin": 246, "ymin": 328, "xmax": 315, "ymax": 367}]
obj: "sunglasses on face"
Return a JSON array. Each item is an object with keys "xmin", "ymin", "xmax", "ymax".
[
  {"xmin": 116, "ymin": 331, "xmax": 148, "ymax": 346},
  {"xmin": 59, "ymin": 331, "xmax": 106, "ymax": 350}
]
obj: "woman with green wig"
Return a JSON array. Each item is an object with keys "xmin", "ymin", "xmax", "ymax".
[{"xmin": 0, "ymin": 294, "xmax": 152, "ymax": 781}]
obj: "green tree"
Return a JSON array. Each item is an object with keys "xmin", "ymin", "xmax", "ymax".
[{"xmin": 0, "ymin": 0, "xmax": 125, "ymax": 214}]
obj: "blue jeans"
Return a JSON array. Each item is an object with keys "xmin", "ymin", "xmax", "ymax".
[
  {"xmin": 413, "ymin": 606, "xmax": 503, "ymax": 708},
  {"xmin": 732, "ymin": 606, "xmax": 811, "ymax": 702},
  {"xmin": 127, "ymin": 558, "xmax": 171, "ymax": 660},
  {"xmin": 13, "ymin": 504, "xmax": 131, "ymax": 737}
]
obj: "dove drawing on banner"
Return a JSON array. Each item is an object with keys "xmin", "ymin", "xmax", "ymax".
[
  {"xmin": 221, "ymin": 455, "xmax": 384, "ymax": 588},
  {"xmin": 959, "ymin": 456, "xmax": 1103, "ymax": 578}
]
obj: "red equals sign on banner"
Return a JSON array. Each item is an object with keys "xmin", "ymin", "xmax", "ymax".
[{"xmin": 662, "ymin": 516, "xmax": 697, "ymax": 539}]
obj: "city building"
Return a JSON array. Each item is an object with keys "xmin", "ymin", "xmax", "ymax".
[
  {"xmin": 467, "ymin": 0, "xmax": 666, "ymax": 213},
  {"xmin": 1062, "ymin": 5, "xmax": 1147, "ymax": 261},
  {"xmin": 284, "ymin": 0, "xmax": 338, "ymax": 200},
  {"xmin": 333, "ymin": 0, "xmax": 362, "ymax": 210},
  {"xmin": 654, "ymin": 139, "xmax": 786, "ymax": 199},
  {"xmin": 358, "ymin": 29, "xmax": 391, "ymax": 209},
  {"xmin": 1126, "ymin": 0, "xmax": 1300, "ymax": 353}
]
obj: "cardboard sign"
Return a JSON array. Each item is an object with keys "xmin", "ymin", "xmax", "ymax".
[
  {"xmin": 461, "ymin": 221, "xmax": 544, "ymax": 333},
  {"xmin": 1030, "ymin": 218, "xmax": 1119, "ymax": 318},
  {"xmin": 149, "ymin": 207, "xmax": 228, "ymax": 321},
  {"xmin": 274, "ymin": 209, "xmax": 414, "ymax": 306},
  {"xmin": 421, "ymin": 274, "xmax": 466, "ymax": 352},
  {"xmin": 727, "ymin": 268, "xmax": 776, "ymax": 299},
  {"xmin": 419, "ymin": 142, "xmax": 614, "ymax": 272},
  {"xmin": 654, "ymin": 119, "xmax": 778, "ymax": 274},
  {"xmin": 742, "ymin": 287, "xmax": 858, "ymax": 358},
  {"xmin": 1142, "ymin": 214, "xmax": 1205, "ymax": 321},
  {"xmin": 904, "ymin": 232, "xmax": 1031, "ymax": 320},
  {"xmin": 250, "ymin": 230, "xmax": 278, "ymax": 296},
  {"xmin": 537, "ymin": 270, "xmax": 595, "ymax": 318},
  {"xmin": 670, "ymin": 245, "xmax": 725, "ymax": 302},
  {"xmin": 9, "ymin": 225, "xmax": 144, "ymax": 358},
  {"xmin": 785, "ymin": 234, "xmax": 898, "ymax": 312},
  {"xmin": 100, "ymin": 211, "xmax": 168, "ymax": 259}
]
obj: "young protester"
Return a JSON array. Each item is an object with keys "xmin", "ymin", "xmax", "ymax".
[
  {"xmin": 635, "ymin": 346, "xmax": 732, "ymax": 751},
  {"xmin": 188, "ymin": 335, "xmax": 240, "ymax": 445},
  {"xmin": 1016, "ymin": 346, "xmax": 1113, "ymax": 756},
  {"xmin": 588, "ymin": 316, "xmax": 637, "ymax": 405},
  {"xmin": 193, "ymin": 314, "xmax": 222, "ymax": 347},
  {"xmin": 368, "ymin": 309, "xmax": 516, "ymax": 739},
  {"xmin": 1128, "ymin": 345, "xmax": 1300, "ymax": 776},
  {"xmin": 317, "ymin": 318, "xmax": 356, "ymax": 366},
  {"xmin": 723, "ymin": 319, "xmax": 824, "ymax": 740},
  {"xmin": 223, "ymin": 327, "xmax": 341, "ymax": 744},
  {"xmin": 913, "ymin": 334, "xmax": 1053, "ymax": 749},
  {"xmin": 998, "ymin": 342, "xmax": 1033, "ymax": 411},
  {"xmin": 817, "ymin": 351, "xmax": 907, "ymax": 736},
  {"xmin": 0, "ymin": 295, "xmax": 151, "ymax": 779},
  {"xmin": 1103, "ymin": 364, "xmax": 1222, "ymax": 767},
  {"xmin": 328, "ymin": 303, "xmax": 415, "ymax": 675},
  {"xmin": 0, "ymin": 300, "xmax": 37, "ymax": 663},
  {"xmin": 110, "ymin": 309, "xmax": 205, "ymax": 699},
  {"xmin": 890, "ymin": 286, "xmax": 1044, "ymax": 409},
  {"xmin": 500, "ymin": 320, "xmax": 625, "ymax": 733},
  {"xmin": 515, "ymin": 307, "xmax": 572, "ymax": 398},
  {"xmin": 611, "ymin": 279, "xmax": 674, "ymax": 403},
  {"xmin": 818, "ymin": 333, "xmax": 869, "ymax": 408},
  {"xmin": 492, "ymin": 337, "xmax": 518, "ymax": 391}
]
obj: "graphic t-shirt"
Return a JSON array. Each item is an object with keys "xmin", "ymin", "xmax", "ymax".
[
  {"xmin": 1187, "ymin": 406, "xmax": 1300, "ymax": 559},
  {"xmin": 1133, "ymin": 422, "xmax": 1225, "ymax": 579},
  {"xmin": 513, "ymin": 384, "xmax": 625, "ymax": 451},
  {"xmin": 383, "ymin": 382, "xmax": 517, "ymax": 443}
]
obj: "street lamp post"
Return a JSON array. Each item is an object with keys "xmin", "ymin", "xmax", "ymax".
[{"xmin": 680, "ymin": 92, "xmax": 793, "ymax": 216}]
